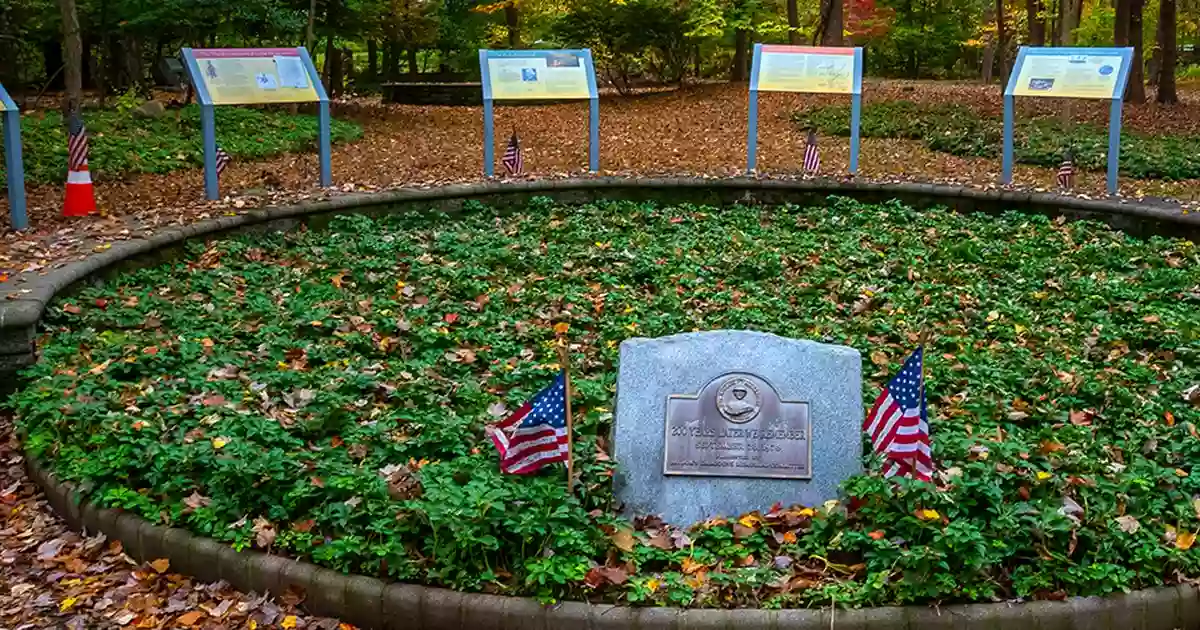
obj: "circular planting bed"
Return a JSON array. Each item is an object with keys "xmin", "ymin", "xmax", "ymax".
[{"xmin": 9, "ymin": 187, "xmax": 1200, "ymax": 626}]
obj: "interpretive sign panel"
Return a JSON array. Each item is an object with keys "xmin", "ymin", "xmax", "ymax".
[
  {"xmin": 190, "ymin": 48, "xmax": 320, "ymax": 105},
  {"xmin": 485, "ymin": 51, "xmax": 593, "ymax": 100},
  {"xmin": 663, "ymin": 373, "xmax": 812, "ymax": 479},
  {"xmin": 1002, "ymin": 47, "xmax": 1133, "ymax": 194},
  {"xmin": 180, "ymin": 47, "xmax": 330, "ymax": 200},
  {"xmin": 747, "ymin": 44, "xmax": 863, "ymax": 174},
  {"xmin": 1009, "ymin": 51, "xmax": 1127, "ymax": 100},
  {"xmin": 0, "ymin": 82, "xmax": 27, "ymax": 230},
  {"xmin": 755, "ymin": 45, "xmax": 857, "ymax": 94},
  {"xmin": 479, "ymin": 49, "xmax": 599, "ymax": 175}
]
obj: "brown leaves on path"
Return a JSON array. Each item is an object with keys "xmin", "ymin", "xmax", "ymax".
[
  {"xmin": 0, "ymin": 414, "xmax": 346, "ymax": 629},
  {"xmin": 2, "ymin": 81, "xmax": 1199, "ymax": 290}
]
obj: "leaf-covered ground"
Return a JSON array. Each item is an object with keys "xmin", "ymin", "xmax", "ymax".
[
  {"xmin": 3, "ymin": 81, "xmax": 1200, "ymax": 285},
  {"xmin": 12, "ymin": 197, "xmax": 1200, "ymax": 609},
  {"xmin": 0, "ymin": 417, "xmax": 346, "ymax": 629}
]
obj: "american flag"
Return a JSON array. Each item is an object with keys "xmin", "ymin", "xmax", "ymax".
[
  {"xmin": 803, "ymin": 129, "xmax": 820, "ymax": 174},
  {"xmin": 1056, "ymin": 150, "xmax": 1075, "ymax": 190},
  {"xmin": 488, "ymin": 371, "xmax": 569, "ymax": 474},
  {"xmin": 215, "ymin": 146, "xmax": 232, "ymax": 177},
  {"xmin": 67, "ymin": 112, "xmax": 89, "ymax": 171},
  {"xmin": 864, "ymin": 346, "xmax": 933, "ymax": 481},
  {"xmin": 502, "ymin": 132, "xmax": 524, "ymax": 176}
]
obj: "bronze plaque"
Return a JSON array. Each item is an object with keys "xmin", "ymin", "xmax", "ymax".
[{"xmin": 664, "ymin": 373, "xmax": 811, "ymax": 479}]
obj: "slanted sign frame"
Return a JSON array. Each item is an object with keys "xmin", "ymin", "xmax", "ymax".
[
  {"xmin": 180, "ymin": 47, "xmax": 331, "ymax": 201},
  {"xmin": 478, "ymin": 49, "xmax": 600, "ymax": 177},
  {"xmin": 1002, "ymin": 46, "xmax": 1134, "ymax": 194},
  {"xmin": 0, "ymin": 83, "xmax": 27, "ymax": 231},
  {"xmin": 747, "ymin": 44, "xmax": 864, "ymax": 174}
]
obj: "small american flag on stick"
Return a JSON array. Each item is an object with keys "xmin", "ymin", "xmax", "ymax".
[
  {"xmin": 215, "ymin": 146, "xmax": 232, "ymax": 177},
  {"xmin": 487, "ymin": 371, "xmax": 570, "ymax": 474},
  {"xmin": 803, "ymin": 129, "xmax": 820, "ymax": 174},
  {"xmin": 1056, "ymin": 149, "xmax": 1075, "ymax": 190},
  {"xmin": 502, "ymin": 132, "xmax": 524, "ymax": 176},
  {"xmin": 864, "ymin": 346, "xmax": 933, "ymax": 481},
  {"xmin": 67, "ymin": 112, "xmax": 90, "ymax": 171}
]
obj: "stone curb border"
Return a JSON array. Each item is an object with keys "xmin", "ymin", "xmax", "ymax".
[
  {"xmin": 24, "ymin": 455, "xmax": 1200, "ymax": 630},
  {"xmin": 8, "ymin": 176, "xmax": 1200, "ymax": 629}
]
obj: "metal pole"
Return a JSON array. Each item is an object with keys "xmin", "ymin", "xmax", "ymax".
[
  {"xmin": 3, "ymin": 111, "xmax": 27, "ymax": 231},
  {"xmin": 1002, "ymin": 95, "xmax": 1015, "ymax": 185},
  {"xmin": 1106, "ymin": 97, "xmax": 1123, "ymax": 195},
  {"xmin": 201, "ymin": 104, "xmax": 219, "ymax": 200}
]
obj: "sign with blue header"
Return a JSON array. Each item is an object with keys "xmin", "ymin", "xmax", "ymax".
[
  {"xmin": 180, "ymin": 47, "xmax": 331, "ymax": 201},
  {"xmin": 1002, "ymin": 47, "xmax": 1134, "ymax": 194},
  {"xmin": 747, "ymin": 44, "xmax": 864, "ymax": 175},
  {"xmin": 479, "ymin": 49, "xmax": 600, "ymax": 176},
  {"xmin": 0, "ymin": 83, "xmax": 26, "ymax": 231}
]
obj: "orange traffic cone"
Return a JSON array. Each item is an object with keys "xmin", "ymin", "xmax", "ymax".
[
  {"xmin": 63, "ymin": 112, "xmax": 97, "ymax": 217},
  {"xmin": 63, "ymin": 162, "xmax": 97, "ymax": 217}
]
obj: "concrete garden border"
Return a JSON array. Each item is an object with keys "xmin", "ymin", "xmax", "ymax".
[{"xmin": 7, "ymin": 177, "xmax": 1200, "ymax": 628}]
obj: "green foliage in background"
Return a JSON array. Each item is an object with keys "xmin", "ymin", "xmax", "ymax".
[
  {"xmin": 0, "ymin": 106, "xmax": 362, "ymax": 186},
  {"xmin": 795, "ymin": 101, "xmax": 1200, "ymax": 180},
  {"xmin": 11, "ymin": 197, "xmax": 1200, "ymax": 607}
]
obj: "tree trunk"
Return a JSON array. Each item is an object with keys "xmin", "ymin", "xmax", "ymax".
[
  {"xmin": 996, "ymin": 0, "xmax": 1007, "ymax": 91},
  {"xmin": 1114, "ymin": 0, "xmax": 1129, "ymax": 46},
  {"xmin": 306, "ymin": 0, "xmax": 317, "ymax": 52},
  {"xmin": 324, "ymin": 34, "xmax": 334, "ymax": 85},
  {"xmin": 1156, "ymin": 0, "xmax": 1177, "ymax": 103},
  {"xmin": 58, "ymin": 0, "xmax": 84, "ymax": 121},
  {"xmin": 367, "ymin": 39, "xmax": 378, "ymax": 80},
  {"xmin": 123, "ymin": 34, "xmax": 143, "ymax": 93},
  {"xmin": 1126, "ymin": 0, "xmax": 1146, "ymax": 103},
  {"xmin": 504, "ymin": 1, "xmax": 520, "ymax": 48},
  {"xmin": 731, "ymin": 29, "xmax": 749, "ymax": 81},
  {"xmin": 1060, "ymin": 0, "xmax": 1080, "ymax": 45},
  {"xmin": 787, "ymin": 0, "xmax": 801, "ymax": 44},
  {"xmin": 407, "ymin": 47, "xmax": 419, "ymax": 78},
  {"xmin": 823, "ymin": 0, "xmax": 843, "ymax": 45},
  {"xmin": 1026, "ymin": 0, "xmax": 1045, "ymax": 45}
]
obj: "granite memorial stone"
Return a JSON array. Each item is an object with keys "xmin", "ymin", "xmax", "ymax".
[{"xmin": 613, "ymin": 330, "xmax": 863, "ymax": 525}]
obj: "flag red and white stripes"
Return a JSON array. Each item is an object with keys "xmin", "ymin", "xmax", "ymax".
[
  {"xmin": 864, "ymin": 346, "xmax": 933, "ymax": 481},
  {"xmin": 502, "ymin": 132, "xmax": 524, "ymax": 176},
  {"xmin": 1056, "ymin": 158, "xmax": 1075, "ymax": 190},
  {"xmin": 215, "ymin": 146, "xmax": 232, "ymax": 177},
  {"xmin": 803, "ymin": 129, "xmax": 820, "ymax": 174},
  {"xmin": 488, "ymin": 372, "xmax": 569, "ymax": 474},
  {"xmin": 67, "ymin": 114, "xmax": 89, "ymax": 171}
]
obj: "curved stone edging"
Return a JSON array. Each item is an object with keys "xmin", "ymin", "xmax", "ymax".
[
  {"xmin": 7, "ymin": 176, "xmax": 1200, "ymax": 628},
  {"xmin": 22, "ymin": 455, "xmax": 1200, "ymax": 629}
]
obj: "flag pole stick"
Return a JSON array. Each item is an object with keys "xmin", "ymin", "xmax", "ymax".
[
  {"xmin": 915, "ymin": 327, "xmax": 932, "ymax": 480},
  {"xmin": 557, "ymin": 340, "xmax": 575, "ymax": 496}
]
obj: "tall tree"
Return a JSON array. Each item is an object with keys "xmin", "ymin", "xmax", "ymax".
[
  {"xmin": 307, "ymin": 0, "xmax": 318, "ymax": 52},
  {"xmin": 996, "ymin": 0, "xmax": 1007, "ymax": 88},
  {"xmin": 732, "ymin": 28, "xmax": 749, "ymax": 80},
  {"xmin": 1059, "ymin": 0, "xmax": 1080, "ymax": 45},
  {"xmin": 1126, "ymin": 0, "xmax": 1146, "ymax": 103},
  {"xmin": 1026, "ymin": 0, "xmax": 1045, "ymax": 45},
  {"xmin": 58, "ymin": 0, "xmax": 83, "ymax": 120},
  {"xmin": 504, "ymin": 0, "xmax": 519, "ymax": 47},
  {"xmin": 815, "ymin": 0, "xmax": 844, "ymax": 45},
  {"xmin": 1156, "ymin": 0, "xmax": 1177, "ymax": 103},
  {"xmin": 787, "ymin": 0, "xmax": 801, "ymax": 44}
]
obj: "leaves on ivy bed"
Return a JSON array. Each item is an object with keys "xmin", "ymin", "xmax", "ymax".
[{"xmin": 9, "ymin": 195, "xmax": 1200, "ymax": 608}]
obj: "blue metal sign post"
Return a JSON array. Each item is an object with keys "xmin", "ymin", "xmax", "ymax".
[
  {"xmin": 0, "ymin": 83, "xmax": 27, "ymax": 231},
  {"xmin": 747, "ymin": 44, "xmax": 864, "ymax": 175},
  {"xmin": 1003, "ymin": 47, "xmax": 1133, "ymax": 195},
  {"xmin": 479, "ymin": 49, "xmax": 600, "ymax": 177},
  {"xmin": 180, "ymin": 47, "xmax": 331, "ymax": 201}
]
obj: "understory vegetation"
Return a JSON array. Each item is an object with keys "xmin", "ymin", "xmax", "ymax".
[
  {"xmin": 11, "ymin": 197, "xmax": 1200, "ymax": 607},
  {"xmin": 0, "ymin": 106, "xmax": 362, "ymax": 186},
  {"xmin": 795, "ymin": 101, "xmax": 1200, "ymax": 180}
]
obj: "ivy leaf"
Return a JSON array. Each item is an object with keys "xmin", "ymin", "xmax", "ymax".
[{"xmin": 1115, "ymin": 515, "xmax": 1140, "ymax": 534}]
